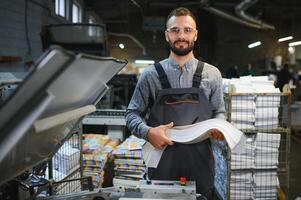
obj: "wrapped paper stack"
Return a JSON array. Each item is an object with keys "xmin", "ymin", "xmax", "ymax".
[
  {"xmin": 82, "ymin": 134, "xmax": 119, "ymax": 187},
  {"xmin": 112, "ymin": 135, "xmax": 146, "ymax": 188}
]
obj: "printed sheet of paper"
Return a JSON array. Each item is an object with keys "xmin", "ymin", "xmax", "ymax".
[{"xmin": 143, "ymin": 118, "xmax": 246, "ymax": 168}]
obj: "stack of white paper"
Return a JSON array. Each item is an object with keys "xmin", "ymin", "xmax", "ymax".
[
  {"xmin": 229, "ymin": 132, "xmax": 281, "ymax": 199},
  {"xmin": 253, "ymin": 82, "xmax": 280, "ymax": 94},
  {"xmin": 230, "ymin": 135, "xmax": 254, "ymax": 199},
  {"xmin": 254, "ymin": 79, "xmax": 280, "ymax": 129},
  {"xmin": 231, "ymin": 96, "xmax": 256, "ymax": 130},
  {"xmin": 223, "ymin": 76, "xmax": 282, "ymax": 130},
  {"xmin": 231, "ymin": 137, "xmax": 255, "ymax": 169},
  {"xmin": 224, "ymin": 78, "xmax": 255, "ymax": 93},
  {"xmin": 165, "ymin": 118, "xmax": 245, "ymax": 149},
  {"xmin": 46, "ymin": 168, "xmax": 67, "ymax": 181},
  {"xmin": 256, "ymin": 96, "xmax": 281, "ymax": 107},
  {"xmin": 255, "ymin": 133, "xmax": 280, "ymax": 169},
  {"xmin": 223, "ymin": 76, "xmax": 278, "ymax": 94},
  {"xmin": 52, "ymin": 143, "xmax": 80, "ymax": 175},
  {"xmin": 256, "ymin": 133, "xmax": 281, "ymax": 145},
  {"xmin": 113, "ymin": 135, "xmax": 146, "ymax": 188},
  {"xmin": 253, "ymin": 171, "xmax": 279, "ymax": 199},
  {"xmin": 230, "ymin": 171, "xmax": 253, "ymax": 199},
  {"xmin": 255, "ymin": 98, "xmax": 280, "ymax": 129}
]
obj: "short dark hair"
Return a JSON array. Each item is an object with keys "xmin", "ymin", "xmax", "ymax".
[{"xmin": 166, "ymin": 7, "xmax": 197, "ymax": 28}]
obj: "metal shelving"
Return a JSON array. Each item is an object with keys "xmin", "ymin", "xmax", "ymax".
[{"xmin": 225, "ymin": 91, "xmax": 291, "ymax": 200}]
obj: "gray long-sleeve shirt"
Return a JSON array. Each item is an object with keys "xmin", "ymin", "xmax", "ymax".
[{"xmin": 125, "ymin": 57, "xmax": 226, "ymax": 140}]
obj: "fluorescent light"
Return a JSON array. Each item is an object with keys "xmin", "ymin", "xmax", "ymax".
[
  {"xmin": 248, "ymin": 41, "xmax": 261, "ymax": 48},
  {"xmin": 278, "ymin": 36, "xmax": 293, "ymax": 42},
  {"xmin": 119, "ymin": 43, "xmax": 125, "ymax": 49},
  {"xmin": 135, "ymin": 60, "xmax": 155, "ymax": 64},
  {"xmin": 288, "ymin": 47, "xmax": 295, "ymax": 54},
  {"xmin": 289, "ymin": 41, "xmax": 301, "ymax": 47}
]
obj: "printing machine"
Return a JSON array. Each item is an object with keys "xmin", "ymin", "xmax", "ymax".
[{"xmin": 0, "ymin": 46, "xmax": 198, "ymax": 200}]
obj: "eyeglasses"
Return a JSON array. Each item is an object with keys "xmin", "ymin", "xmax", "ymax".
[{"xmin": 166, "ymin": 27, "xmax": 197, "ymax": 35}]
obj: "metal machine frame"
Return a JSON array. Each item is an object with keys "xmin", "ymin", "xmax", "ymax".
[{"xmin": 0, "ymin": 46, "xmax": 127, "ymax": 198}]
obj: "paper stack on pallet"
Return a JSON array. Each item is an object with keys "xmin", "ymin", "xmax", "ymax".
[{"xmin": 112, "ymin": 135, "xmax": 146, "ymax": 188}]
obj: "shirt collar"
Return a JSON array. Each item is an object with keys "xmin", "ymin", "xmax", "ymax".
[{"xmin": 168, "ymin": 57, "xmax": 195, "ymax": 71}]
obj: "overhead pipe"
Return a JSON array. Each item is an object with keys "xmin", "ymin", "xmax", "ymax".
[
  {"xmin": 202, "ymin": 6, "xmax": 269, "ymax": 29},
  {"xmin": 235, "ymin": 0, "xmax": 275, "ymax": 30}
]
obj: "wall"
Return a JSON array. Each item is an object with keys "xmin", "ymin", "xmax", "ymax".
[
  {"xmin": 213, "ymin": 16, "xmax": 301, "ymax": 76},
  {"xmin": 0, "ymin": 0, "xmax": 91, "ymax": 74}
]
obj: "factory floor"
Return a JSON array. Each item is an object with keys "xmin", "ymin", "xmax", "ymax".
[{"xmin": 289, "ymin": 132, "xmax": 301, "ymax": 200}]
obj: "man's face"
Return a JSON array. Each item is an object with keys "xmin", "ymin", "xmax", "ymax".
[{"xmin": 165, "ymin": 15, "xmax": 198, "ymax": 56}]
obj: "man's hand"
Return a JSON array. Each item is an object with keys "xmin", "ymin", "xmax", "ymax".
[
  {"xmin": 147, "ymin": 122, "xmax": 174, "ymax": 149},
  {"xmin": 208, "ymin": 129, "xmax": 224, "ymax": 140}
]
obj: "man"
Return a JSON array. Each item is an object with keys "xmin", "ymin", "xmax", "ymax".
[
  {"xmin": 126, "ymin": 7, "xmax": 226, "ymax": 199},
  {"xmin": 276, "ymin": 63, "xmax": 293, "ymax": 92},
  {"xmin": 242, "ymin": 63, "xmax": 256, "ymax": 76}
]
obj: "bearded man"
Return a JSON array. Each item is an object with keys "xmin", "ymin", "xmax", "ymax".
[{"xmin": 126, "ymin": 7, "xmax": 226, "ymax": 200}]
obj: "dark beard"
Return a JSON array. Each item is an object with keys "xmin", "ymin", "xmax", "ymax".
[{"xmin": 169, "ymin": 40, "xmax": 194, "ymax": 56}]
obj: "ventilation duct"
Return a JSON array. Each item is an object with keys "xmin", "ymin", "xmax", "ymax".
[
  {"xmin": 235, "ymin": 0, "xmax": 275, "ymax": 30},
  {"xmin": 203, "ymin": 6, "xmax": 268, "ymax": 29}
]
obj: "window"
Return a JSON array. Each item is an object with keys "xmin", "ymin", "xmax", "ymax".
[
  {"xmin": 55, "ymin": 0, "xmax": 66, "ymax": 17},
  {"xmin": 72, "ymin": 1, "xmax": 82, "ymax": 23}
]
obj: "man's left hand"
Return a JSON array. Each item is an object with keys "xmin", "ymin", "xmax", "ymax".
[{"xmin": 208, "ymin": 129, "xmax": 224, "ymax": 140}]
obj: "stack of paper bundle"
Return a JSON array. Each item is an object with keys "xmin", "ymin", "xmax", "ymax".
[
  {"xmin": 112, "ymin": 135, "xmax": 146, "ymax": 188},
  {"xmin": 253, "ymin": 133, "xmax": 280, "ymax": 199},
  {"xmin": 230, "ymin": 171, "xmax": 253, "ymax": 200},
  {"xmin": 231, "ymin": 95, "xmax": 256, "ymax": 130},
  {"xmin": 255, "ymin": 96, "xmax": 280, "ymax": 129},
  {"xmin": 230, "ymin": 132, "xmax": 281, "ymax": 199},
  {"xmin": 230, "ymin": 135, "xmax": 254, "ymax": 199},
  {"xmin": 82, "ymin": 134, "xmax": 119, "ymax": 187},
  {"xmin": 223, "ymin": 76, "xmax": 281, "ymax": 130},
  {"xmin": 52, "ymin": 142, "xmax": 80, "ymax": 177},
  {"xmin": 231, "ymin": 136, "xmax": 255, "ymax": 170},
  {"xmin": 255, "ymin": 133, "xmax": 280, "ymax": 169},
  {"xmin": 253, "ymin": 171, "xmax": 279, "ymax": 200},
  {"xmin": 82, "ymin": 134, "xmax": 110, "ymax": 154},
  {"xmin": 82, "ymin": 153, "xmax": 107, "ymax": 187}
]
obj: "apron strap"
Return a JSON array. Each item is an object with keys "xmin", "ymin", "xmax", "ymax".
[
  {"xmin": 154, "ymin": 63, "xmax": 172, "ymax": 89},
  {"xmin": 192, "ymin": 61, "xmax": 204, "ymax": 88},
  {"xmin": 155, "ymin": 61, "xmax": 204, "ymax": 88}
]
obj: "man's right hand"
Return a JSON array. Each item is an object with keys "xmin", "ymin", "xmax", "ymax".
[{"xmin": 147, "ymin": 122, "xmax": 174, "ymax": 149}]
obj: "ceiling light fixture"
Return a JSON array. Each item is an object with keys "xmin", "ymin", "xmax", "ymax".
[
  {"xmin": 248, "ymin": 41, "xmax": 261, "ymax": 48},
  {"xmin": 134, "ymin": 60, "xmax": 155, "ymax": 64},
  {"xmin": 288, "ymin": 47, "xmax": 295, "ymax": 54},
  {"xmin": 289, "ymin": 41, "xmax": 301, "ymax": 47},
  {"xmin": 119, "ymin": 43, "xmax": 125, "ymax": 49},
  {"xmin": 278, "ymin": 36, "xmax": 293, "ymax": 42}
]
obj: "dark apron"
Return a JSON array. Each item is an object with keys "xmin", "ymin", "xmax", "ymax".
[{"xmin": 147, "ymin": 62, "xmax": 215, "ymax": 199}]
